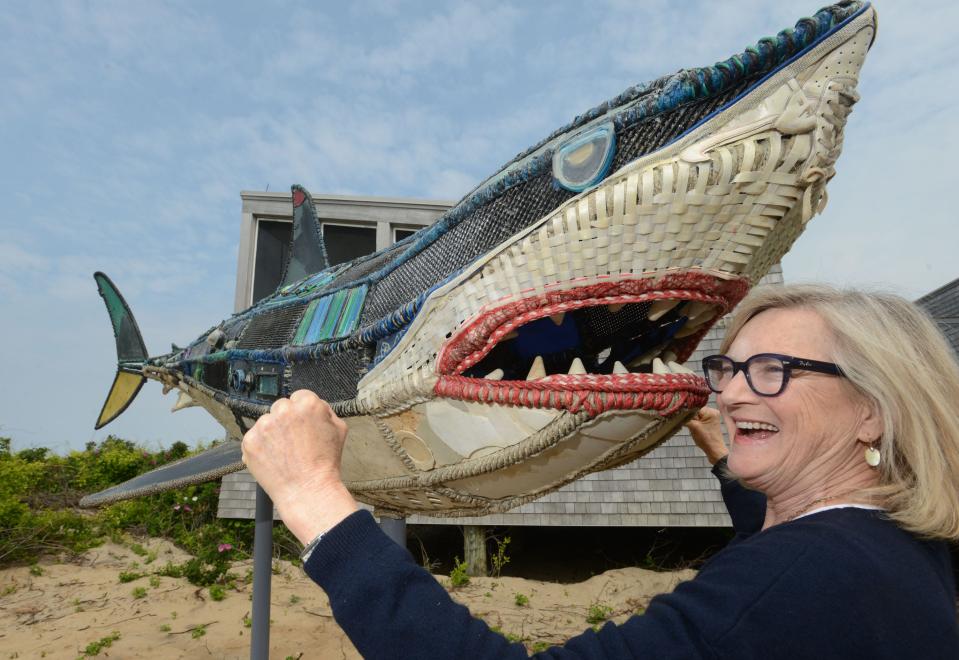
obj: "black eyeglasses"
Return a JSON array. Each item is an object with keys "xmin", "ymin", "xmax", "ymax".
[{"xmin": 701, "ymin": 353, "xmax": 845, "ymax": 397}]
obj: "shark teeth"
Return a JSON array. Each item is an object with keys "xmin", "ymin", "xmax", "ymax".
[
  {"xmin": 476, "ymin": 352, "xmax": 701, "ymax": 380},
  {"xmin": 526, "ymin": 356, "xmax": 546, "ymax": 380},
  {"xmin": 568, "ymin": 357, "xmax": 587, "ymax": 375},
  {"xmin": 466, "ymin": 297, "xmax": 723, "ymax": 381},
  {"xmin": 648, "ymin": 299, "xmax": 680, "ymax": 321},
  {"xmin": 171, "ymin": 391, "xmax": 197, "ymax": 412},
  {"xmin": 667, "ymin": 360, "xmax": 695, "ymax": 375},
  {"xmin": 736, "ymin": 421, "xmax": 780, "ymax": 432},
  {"xmin": 484, "ymin": 368, "xmax": 504, "ymax": 381},
  {"xmin": 675, "ymin": 312, "xmax": 713, "ymax": 337}
]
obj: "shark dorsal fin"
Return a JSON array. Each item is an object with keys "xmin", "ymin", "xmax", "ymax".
[{"xmin": 279, "ymin": 185, "xmax": 329, "ymax": 289}]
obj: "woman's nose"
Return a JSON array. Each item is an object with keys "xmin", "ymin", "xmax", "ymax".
[{"xmin": 718, "ymin": 367, "xmax": 755, "ymax": 406}]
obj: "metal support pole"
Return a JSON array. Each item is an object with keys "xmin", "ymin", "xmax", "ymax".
[
  {"xmin": 251, "ymin": 484, "xmax": 273, "ymax": 660},
  {"xmin": 379, "ymin": 515, "xmax": 407, "ymax": 549}
]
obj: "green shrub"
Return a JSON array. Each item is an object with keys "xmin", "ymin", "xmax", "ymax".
[
  {"xmin": 209, "ymin": 584, "xmax": 226, "ymax": 601},
  {"xmin": 490, "ymin": 535, "xmax": 511, "ymax": 578},
  {"xmin": 586, "ymin": 602, "xmax": 613, "ymax": 624},
  {"xmin": 449, "ymin": 557, "xmax": 470, "ymax": 588},
  {"xmin": 0, "ymin": 434, "xmax": 305, "ymax": 585},
  {"xmin": 81, "ymin": 631, "xmax": 120, "ymax": 657}
]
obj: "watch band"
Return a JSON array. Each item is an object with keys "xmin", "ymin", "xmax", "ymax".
[{"xmin": 299, "ymin": 531, "xmax": 325, "ymax": 564}]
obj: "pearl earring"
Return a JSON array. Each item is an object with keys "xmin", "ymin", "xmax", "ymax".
[{"xmin": 864, "ymin": 443, "xmax": 881, "ymax": 468}]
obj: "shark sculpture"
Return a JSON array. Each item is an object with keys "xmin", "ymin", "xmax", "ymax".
[{"xmin": 81, "ymin": 2, "xmax": 876, "ymax": 515}]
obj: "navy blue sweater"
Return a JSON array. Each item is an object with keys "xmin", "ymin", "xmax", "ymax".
[{"xmin": 304, "ymin": 470, "xmax": 958, "ymax": 658}]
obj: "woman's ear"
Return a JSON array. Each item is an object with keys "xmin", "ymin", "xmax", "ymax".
[{"xmin": 857, "ymin": 398, "xmax": 884, "ymax": 444}]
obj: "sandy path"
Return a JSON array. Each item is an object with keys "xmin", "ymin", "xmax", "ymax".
[{"xmin": 0, "ymin": 539, "xmax": 694, "ymax": 659}]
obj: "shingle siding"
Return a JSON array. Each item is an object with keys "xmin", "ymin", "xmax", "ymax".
[
  {"xmin": 916, "ymin": 277, "xmax": 959, "ymax": 353},
  {"xmin": 218, "ymin": 265, "xmax": 784, "ymax": 526}
]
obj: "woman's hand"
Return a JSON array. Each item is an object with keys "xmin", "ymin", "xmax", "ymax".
[
  {"xmin": 241, "ymin": 390, "xmax": 358, "ymax": 545},
  {"xmin": 685, "ymin": 406, "xmax": 728, "ymax": 465}
]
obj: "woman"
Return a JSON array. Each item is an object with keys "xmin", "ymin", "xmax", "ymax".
[{"xmin": 242, "ymin": 285, "xmax": 959, "ymax": 658}]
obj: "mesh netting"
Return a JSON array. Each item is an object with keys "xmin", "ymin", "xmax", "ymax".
[
  {"xmin": 201, "ymin": 361, "xmax": 229, "ymax": 391},
  {"xmin": 332, "ymin": 241, "xmax": 407, "ymax": 288},
  {"xmin": 238, "ymin": 301, "xmax": 309, "ymax": 349},
  {"xmin": 363, "ymin": 175, "xmax": 572, "ymax": 321},
  {"xmin": 608, "ymin": 80, "xmax": 751, "ymax": 173},
  {"xmin": 289, "ymin": 349, "xmax": 369, "ymax": 402},
  {"xmin": 576, "ymin": 302, "xmax": 653, "ymax": 352}
]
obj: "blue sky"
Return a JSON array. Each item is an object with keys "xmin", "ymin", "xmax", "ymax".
[{"xmin": 1, "ymin": 1, "xmax": 956, "ymax": 453}]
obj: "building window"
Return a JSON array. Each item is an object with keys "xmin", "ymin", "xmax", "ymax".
[
  {"xmin": 393, "ymin": 227, "xmax": 419, "ymax": 243},
  {"xmin": 252, "ymin": 219, "xmax": 292, "ymax": 303},
  {"xmin": 322, "ymin": 223, "xmax": 377, "ymax": 267}
]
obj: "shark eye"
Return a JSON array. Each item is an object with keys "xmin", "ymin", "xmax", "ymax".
[{"xmin": 552, "ymin": 122, "xmax": 616, "ymax": 192}]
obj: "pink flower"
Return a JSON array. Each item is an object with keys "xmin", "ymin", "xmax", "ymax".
[
  {"xmin": 183, "ymin": 505, "xmax": 192, "ymax": 512},
  {"xmin": 218, "ymin": 543, "xmax": 233, "ymax": 553},
  {"xmin": 173, "ymin": 505, "xmax": 181, "ymax": 511}
]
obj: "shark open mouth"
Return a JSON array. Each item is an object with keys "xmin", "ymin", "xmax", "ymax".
[{"xmin": 435, "ymin": 271, "xmax": 748, "ymax": 415}]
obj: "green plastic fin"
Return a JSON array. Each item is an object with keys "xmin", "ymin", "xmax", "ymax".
[
  {"xmin": 94, "ymin": 272, "xmax": 148, "ymax": 362},
  {"xmin": 279, "ymin": 185, "xmax": 330, "ymax": 290},
  {"xmin": 93, "ymin": 272, "xmax": 149, "ymax": 428},
  {"xmin": 95, "ymin": 370, "xmax": 146, "ymax": 429}
]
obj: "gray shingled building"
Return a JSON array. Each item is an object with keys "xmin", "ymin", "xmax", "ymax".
[
  {"xmin": 217, "ymin": 190, "xmax": 784, "ymax": 528},
  {"xmin": 917, "ymin": 276, "xmax": 959, "ymax": 355}
]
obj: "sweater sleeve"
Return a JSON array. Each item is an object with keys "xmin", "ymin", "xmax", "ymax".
[{"xmin": 711, "ymin": 456, "xmax": 765, "ymax": 537}]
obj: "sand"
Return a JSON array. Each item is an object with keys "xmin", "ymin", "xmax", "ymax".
[{"xmin": 0, "ymin": 538, "xmax": 695, "ymax": 659}]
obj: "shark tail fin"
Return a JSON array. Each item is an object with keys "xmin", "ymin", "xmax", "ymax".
[
  {"xmin": 93, "ymin": 272, "xmax": 148, "ymax": 429},
  {"xmin": 278, "ymin": 185, "xmax": 329, "ymax": 290}
]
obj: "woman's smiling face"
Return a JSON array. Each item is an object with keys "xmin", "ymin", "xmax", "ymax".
[{"xmin": 719, "ymin": 307, "xmax": 875, "ymax": 495}]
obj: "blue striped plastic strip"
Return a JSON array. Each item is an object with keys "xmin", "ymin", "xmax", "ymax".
[
  {"xmin": 294, "ymin": 295, "xmax": 334, "ymax": 345},
  {"xmin": 312, "ymin": 289, "xmax": 349, "ymax": 342},
  {"xmin": 292, "ymin": 299, "xmax": 320, "ymax": 345},
  {"xmin": 334, "ymin": 286, "xmax": 368, "ymax": 337}
]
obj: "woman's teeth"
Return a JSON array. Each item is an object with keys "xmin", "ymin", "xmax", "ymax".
[{"xmin": 736, "ymin": 421, "xmax": 780, "ymax": 432}]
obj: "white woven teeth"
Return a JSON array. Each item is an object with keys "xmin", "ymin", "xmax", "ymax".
[{"xmin": 477, "ymin": 353, "xmax": 698, "ymax": 381}]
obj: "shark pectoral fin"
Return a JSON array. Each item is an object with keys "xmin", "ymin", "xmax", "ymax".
[
  {"xmin": 79, "ymin": 441, "xmax": 245, "ymax": 507},
  {"xmin": 278, "ymin": 185, "xmax": 330, "ymax": 290},
  {"xmin": 93, "ymin": 272, "xmax": 149, "ymax": 429},
  {"xmin": 95, "ymin": 369, "xmax": 146, "ymax": 429}
]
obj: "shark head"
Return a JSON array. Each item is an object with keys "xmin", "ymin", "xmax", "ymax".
[{"xmin": 82, "ymin": 2, "xmax": 876, "ymax": 513}]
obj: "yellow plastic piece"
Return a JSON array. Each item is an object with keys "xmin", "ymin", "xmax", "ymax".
[{"xmin": 95, "ymin": 370, "xmax": 145, "ymax": 429}]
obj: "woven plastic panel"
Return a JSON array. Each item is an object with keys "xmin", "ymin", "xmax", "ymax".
[
  {"xmin": 289, "ymin": 349, "xmax": 368, "ymax": 402},
  {"xmin": 200, "ymin": 361, "xmax": 229, "ymax": 391},
  {"xmin": 238, "ymin": 300, "xmax": 309, "ymax": 350},
  {"xmin": 363, "ymin": 174, "xmax": 571, "ymax": 321},
  {"xmin": 608, "ymin": 79, "xmax": 751, "ymax": 173},
  {"xmin": 330, "ymin": 241, "xmax": 407, "ymax": 288}
]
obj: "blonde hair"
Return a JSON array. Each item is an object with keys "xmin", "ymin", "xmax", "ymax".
[{"xmin": 721, "ymin": 284, "xmax": 959, "ymax": 541}]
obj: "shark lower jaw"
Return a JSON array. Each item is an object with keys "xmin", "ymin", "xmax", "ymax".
[{"xmin": 435, "ymin": 270, "xmax": 747, "ymax": 415}]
